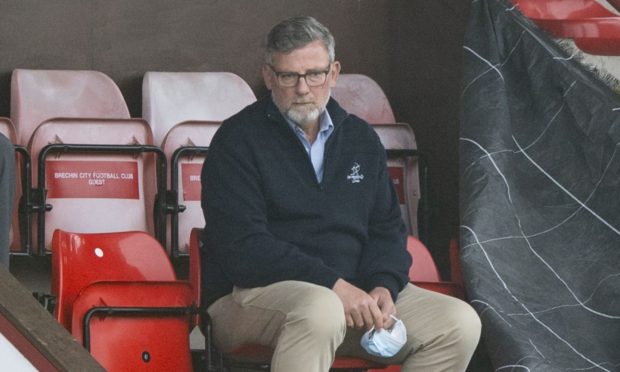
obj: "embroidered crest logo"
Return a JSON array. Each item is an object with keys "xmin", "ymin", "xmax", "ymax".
[{"xmin": 347, "ymin": 162, "xmax": 364, "ymax": 184}]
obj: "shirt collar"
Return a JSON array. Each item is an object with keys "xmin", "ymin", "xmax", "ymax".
[{"xmin": 286, "ymin": 109, "xmax": 334, "ymax": 135}]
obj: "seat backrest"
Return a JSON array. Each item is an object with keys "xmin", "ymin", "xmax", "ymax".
[
  {"xmin": 162, "ymin": 121, "xmax": 221, "ymax": 254},
  {"xmin": 51, "ymin": 229, "xmax": 176, "ymax": 331},
  {"xmin": 143, "ymin": 72, "xmax": 256, "ymax": 254},
  {"xmin": 11, "ymin": 69, "xmax": 130, "ymax": 146},
  {"xmin": 28, "ymin": 118, "xmax": 158, "ymax": 252},
  {"xmin": 330, "ymin": 74, "xmax": 421, "ymax": 236},
  {"xmin": 406, "ymin": 236, "xmax": 466, "ymax": 298},
  {"xmin": 142, "ymin": 71, "xmax": 256, "ymax": 146},
  {"xmin": 70, "ymin": 281, "xmax": 193, "ymax": 372},
  {"xmin": 11, "ymin": 69, "xmax": 160, "ymax": 253},
  {"xmin": 372, "ymin": 124, "xmax": 421, "ymax": 237},
  {"xmin": 331, "ymin": 74, "xmax": 396, "ymax": 124},
  {"xmin": 406, "ymin": 235, "xmax": 441, "ymax": 282}
]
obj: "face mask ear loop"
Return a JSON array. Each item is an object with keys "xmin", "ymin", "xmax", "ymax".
[
  {"xmin": 367, "ymin": 329, "xmax": 376, "ymax": 340},
  {"xmin": 387, "ymin": 315, "xmax": 400, "ymax": 333}
]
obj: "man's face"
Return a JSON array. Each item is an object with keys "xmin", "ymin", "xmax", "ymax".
[{"xmin": 263, "ymin": 40, "xmax": 340, "ymax": 128}]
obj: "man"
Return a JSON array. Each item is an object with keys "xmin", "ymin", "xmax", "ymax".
[
  {"xmin": 201, "ymin": 16, "xmax": 481, "ymax": 371},
  {"xmin": 0, "ymin": 133, "xmax": 15, "ymax": 267}
]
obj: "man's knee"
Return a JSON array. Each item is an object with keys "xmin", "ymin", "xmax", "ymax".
[
  {"xmin": 286, "ymin": 285, "xmax": 346, "ymax": 342},
  {"xmin": 443, "ymin": 299, "xmax": 482, "ymax": 352}
]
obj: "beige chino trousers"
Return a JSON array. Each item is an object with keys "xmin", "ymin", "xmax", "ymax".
[{"xmin": 207, "ymin": 281, "xmax": 481, "ymax": 372}]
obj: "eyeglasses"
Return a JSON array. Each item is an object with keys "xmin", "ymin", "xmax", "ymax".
[{"xmin": 268, "ymin": 64, "xmax": 331, "ymax": 87}]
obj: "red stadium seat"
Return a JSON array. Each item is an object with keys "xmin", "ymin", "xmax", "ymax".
[
  {"xmin": 406, "ymin": 235, "xmax": 440, "ymax": 282},
  {"xmin": 515, "ymin": 0, "xmax": 620, "ymax": 55},
  {"xmin": 142, "ymin": 71, "xmax": 256, "ymax": 146},
  {"xmin": 332, "ymin": 74, "xmax": 424, "ymax": 240},
  {"xmin": 372, "ymin": 123, "xmax": 424, "ymax": 239},
  {"xmin": 189, "ymin": 228, "xmax": 464, "ymax": 370},
  {"xmin": 11, "ymin": 69, "xmax": 131, "ymax": 146},
  {"xmin": 160, "ymin": 120, "xmax": 219, "ymax": 256},
  {"xmin": 51, "ymin": 229, "xmax": 195, "ymax": 372},
  {"xmin": 331, "ymin": 74, "xmax": 396, "ymax": 124},
  {"xmin": 142, "ymin": 72, "xmax": 256, "ymax": 255},
  {"xmin": 188, "ymin": 228, "xmax": 387, "ymax": 370},
  {"xmin": 407, "ymin": 236, "xmax": 465, "ymax": 300},
  {"xmin": 11, "ymin": 69, "xmax": 165, "ymax": 254}
]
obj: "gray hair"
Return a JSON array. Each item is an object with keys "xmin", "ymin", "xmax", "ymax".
[{"xmin": 264, "ymin": 16, "xmax": 335, "ymax": 65}]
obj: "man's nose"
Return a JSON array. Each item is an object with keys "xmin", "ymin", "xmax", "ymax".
[{"xmin": 295, "ymin": 75, "xmax": 311, "ymax": 94}]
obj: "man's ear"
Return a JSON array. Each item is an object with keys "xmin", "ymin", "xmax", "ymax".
[
  {"xmin": 328, "ymin": 61, "xmax": 341, "ymax": 88},
  {"xmin": 262, "ymin": 65, "xmax": 274, "ymax": 90}
]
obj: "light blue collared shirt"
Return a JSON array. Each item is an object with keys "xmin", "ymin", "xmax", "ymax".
[{"xmin": 287, "ymin": 111, "xmax": 334, "ymax": 183}]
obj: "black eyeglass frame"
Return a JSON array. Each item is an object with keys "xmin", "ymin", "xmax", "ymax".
[{"xmin": 268, "ymin": 63, "xmax": 332, "ymax": 87}]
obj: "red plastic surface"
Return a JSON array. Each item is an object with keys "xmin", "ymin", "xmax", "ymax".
[
  {"xmin": 52, "ymin": 229, "xmax": 177, "ymax": 331},
  {"xmin": 406, "ymin": 235, "xmax": 441, "ymax": 282},
  {"xmin": 46, "ymin": 160, "xmax": 139, "ymax": 199},
  {"xmin": 330, "ymin": 74, "xmax": 396, "ymax": 124},
  {"xmin": 52, "ymin": 229, "xmax": 194, "ymax": 371},
  {"xmin": 517, "ymin": 0, "xmax": 616, "ymax": 19},
  {"xmin": 515, "ymin": 0, "xmax": 620, "ymax": 55},
  {"xmin": 71, "ymin": 281, "xmax": 193, "ymax": 372}
]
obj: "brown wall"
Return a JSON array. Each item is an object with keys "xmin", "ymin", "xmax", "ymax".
[
  {"xmin": 0, "ymin": 0, "xmax": 470, "ymax": 275},
  {"xmin": 390, "ymin": 1, "xmax": 471, "ymax": 271}
]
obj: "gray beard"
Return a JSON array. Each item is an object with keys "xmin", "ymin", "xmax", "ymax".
[
  {"xmin": 286, "ymin": 105, "xmax": 321, "ymax": 127},
  {"xmin": 272, "ymin": 91, "xmax": 329, "ymax": 128}
]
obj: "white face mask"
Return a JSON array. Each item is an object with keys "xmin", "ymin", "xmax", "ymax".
[{"xmin": 360, "ymin": 315, "xmax": 407, "ymax": 358}]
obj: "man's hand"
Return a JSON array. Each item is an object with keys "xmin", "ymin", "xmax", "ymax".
[
  {"xmin": 332, "ymin": 279, "xmax": 384, "ymax": 330},
  {"xmin": 369, "ymin": 287, "xmax": 397, "ymax": 329}
]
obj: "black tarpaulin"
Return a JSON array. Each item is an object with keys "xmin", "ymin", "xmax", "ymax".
[{"xmin": 459, "ymin": 0, "xmax": 620, "ymax": 370}]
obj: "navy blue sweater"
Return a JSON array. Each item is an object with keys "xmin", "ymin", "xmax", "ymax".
[{"xmin": 200, "ymin": 96, "xmax": 410, "ymax": 307}]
